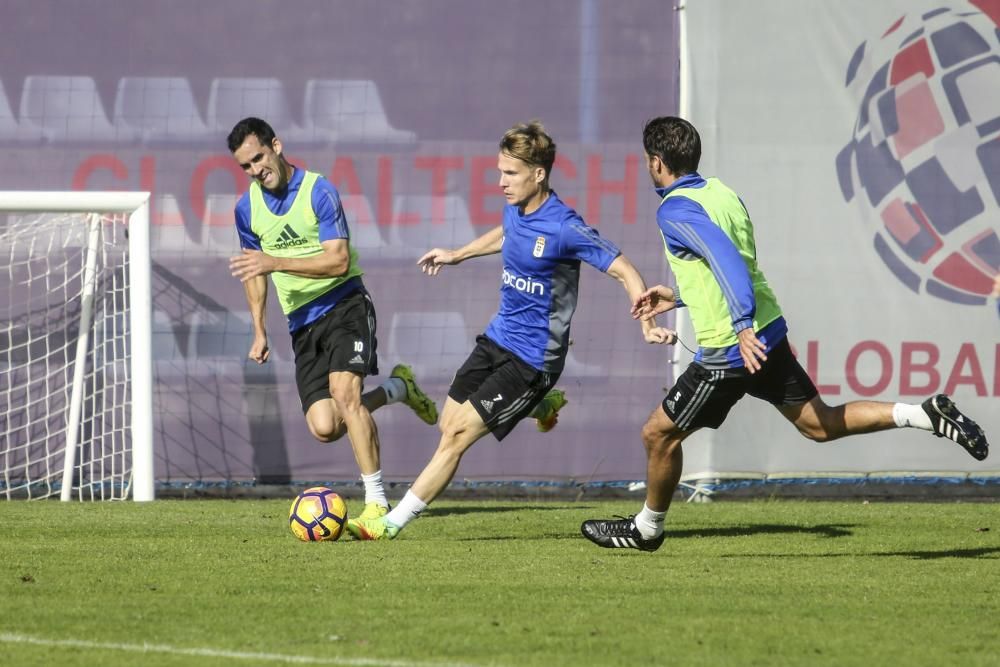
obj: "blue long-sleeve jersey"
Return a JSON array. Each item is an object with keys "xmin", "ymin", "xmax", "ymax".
[{"xmin": 655, "ymin": 173, "xmax": 787, "ymax": 367}]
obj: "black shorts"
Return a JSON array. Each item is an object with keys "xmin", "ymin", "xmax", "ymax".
[
  {"xmin": 662, "ymin": 337, "xmax": 818, "ymax": 431},
  {"xmin": 291, "ymin": 289, "xmax": 378, "ymax": 412},
  {"xmin": 448, "ymin": 335, "xmax": 558, "ymax": 441}
]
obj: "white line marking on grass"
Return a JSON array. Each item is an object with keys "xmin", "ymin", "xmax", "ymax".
[{"xmin": 0, "ymin": 632, "xmax": 485, "ymax": 667}]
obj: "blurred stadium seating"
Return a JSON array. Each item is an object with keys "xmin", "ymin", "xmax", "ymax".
[
  {"xmin": 5, "ymin": 75, "xmax": 418, "ymax": 148},
  {"xmin": 0, "ymin": 79, "xmax": 44, "ymax": 144},
  {"xmin": 304, "ymin": 78, "xmax": 416, "ymax": 145},
  {"xmin": 21, "ymin": 75, "xmax": 133, "ymax": 143},
  {"xmin": 207, "ymin": 77, "xmax": 323, "ymax": 146},
  {"xmin": 113, "ymin": 77, "xmax": 214, "ymax": 146}
]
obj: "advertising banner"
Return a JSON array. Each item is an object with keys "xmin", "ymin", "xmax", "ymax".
[{"xmin": 684, "ymin": 0, "xmax": 999, "ymax": 483}]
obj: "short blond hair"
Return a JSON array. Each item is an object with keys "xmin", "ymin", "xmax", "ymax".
[{"xmin": 499, "ymin": 120, "xmax": 556, "ymax": 178}]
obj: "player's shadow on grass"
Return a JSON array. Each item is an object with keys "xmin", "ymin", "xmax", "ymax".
[
  {"xmin": 454, "ymin": 523, "xmax": 858, "ymax": 543},
  {"xmin": 666, "ymin": 523, "xmax": 857, "ymax": 539},
  {"xmin": 871, "ymin": 547, "xmax": 1000, "ymax": 559},
  {"xmin": 426, "ymin": 505, "xmax": 587, "ymax": 517},
  {"xmin": 723, "ymin": 547, "xmax": 1000, "ymax": 560}
]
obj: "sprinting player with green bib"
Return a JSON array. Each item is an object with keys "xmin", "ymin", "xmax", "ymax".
[
  {"xmin": 582, "ymin": 116, "xmax": 990, "ymax": 552},
  {"xmin": 227, "ymin": 117, "xmax": 438, "ymax": 521}
]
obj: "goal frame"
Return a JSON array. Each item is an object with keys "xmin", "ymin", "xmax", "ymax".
[{"xmin": 0, "ymin": 191, "xmax": 154, "ymax": 501}]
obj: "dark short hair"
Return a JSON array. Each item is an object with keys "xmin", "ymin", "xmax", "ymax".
[
  {"xmin": 642, "ymin": 116, "xmax": 701, "ymax": 176},
  {"xmin": 227, "ymin": 117, "xmax": 277, "ymax": 153}
]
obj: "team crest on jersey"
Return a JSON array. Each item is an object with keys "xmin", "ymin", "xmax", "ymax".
[{"xmin": 533, "ymin": 236, "xmax": 545, "ymax": 258}]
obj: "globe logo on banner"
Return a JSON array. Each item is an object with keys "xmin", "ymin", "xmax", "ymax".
[{"xmin": 835, "ymin": 2, "xmax": 1000, "ymax": 306}]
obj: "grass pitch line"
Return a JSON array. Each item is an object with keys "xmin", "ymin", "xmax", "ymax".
[{"xmin": 0, "ymin": 632, "xmax": 485, "ymax": 667}]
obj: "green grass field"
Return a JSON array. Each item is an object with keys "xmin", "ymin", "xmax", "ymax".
[{"xmin": 2, "ymin": 498, "xmax": 998, "ymax": 667}]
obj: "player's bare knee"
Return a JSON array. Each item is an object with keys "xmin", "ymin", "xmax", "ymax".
[
  {"xmin": 307, "ymin": 417, "xmax": 346, "ymax": 443},
  {"xmin": 437, "ymin": 417, "xmax": 480, "ymax": 457},
  {"xmin": 640, "ymin": 418, "xmax": 656, "ymax": 439},
  {"xmin": 640, "ymin": 422, "xmax": 659, "ymax": 449},
  {"xmin": 641, "ymin": 420, "xmax": 673, "ymax": 457},
  {"xmin": 797, "ymin": 424, "xmax": 829, "ymax": 443},
  {"xmin": 308, "ymin": 424, "xmax": 337, "ymax": 443},
  {"xmin": 786, "ymin": 399, "xmax": 841, "ymax": 443},
  {"xmin": 804, "ymin": 407, "xmax": 845, "ymax": 442},
  {"xmin": 328, "ymin": 372, "xmax": 364, "ymax": 409},
  {"xmin": 437, "ymin": 421, "xmax": 467, "ymax": 447},
  {"xmin": 313, "ymin": 429, "xmax": 342, "ymax": 444},
  {"xmin": 329, "ymin": 388, "xmax": 363, "ymax": 416},
  {"xmin": 795, "ymin": 416, "xmax": 841, "ymax": 443}
]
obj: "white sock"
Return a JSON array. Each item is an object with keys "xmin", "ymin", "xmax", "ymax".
[
  {"xmin": 380, "ymin": 378, "xmax": 406, "ymax": 405},
  {"xmin": 634, "ymin": 503, "xmax": 666, "ymax": 539},
  {"xmin": 361, "ymin": 471, "xmax": 387, "ymax": 507},
  {"xmin": 892, "ymin": 402, "xmax": 932, "ymax": 430},
  {"xmin": 386, "ymin": 490, "xmax": 427, "ymax": 529}
]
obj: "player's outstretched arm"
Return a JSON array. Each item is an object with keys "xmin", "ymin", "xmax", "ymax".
[
  {"xmin": 606, "ymin": 256, "xmax": 676, "ymax": 345},
  {"xmin": 631, "ymin": 284, "xmax": 678, "ymax": 322},
  {"xmin": 242, "ymin": 274, "xmax": 270, "ymax": 364},
  {"xmin": 418, "ymin": 225, "xmax": 504, "ymax": 276}
]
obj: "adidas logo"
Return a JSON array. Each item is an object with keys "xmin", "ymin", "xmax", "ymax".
[
  {"xmin": 480, "ymin": 399, "xmax": 494, "ymax": 413},
  {"xmin": 349, "ymin": 354, "xmax": 364, "ymax": 365},
  {"xmin": 272, "ymin": 224, "xmax": 309, "ymax": 249}
]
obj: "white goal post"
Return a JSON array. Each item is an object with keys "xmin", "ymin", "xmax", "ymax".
[{"xmin": 0, "ymin": 191, "xmax": 153, "ymax": 501}]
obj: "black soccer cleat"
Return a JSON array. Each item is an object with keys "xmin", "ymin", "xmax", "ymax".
[
  {"xmin": 581, "ymin": 516, "xmax": 665, "ymax": 552},
  {"xmin": 922, "ymin": 394, "xmax": 989, "ymax": 461}
]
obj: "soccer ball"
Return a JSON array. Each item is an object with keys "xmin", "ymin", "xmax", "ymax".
[
  {"xmin": 836, "ymin": 4, "xmax": 1000, "ymax": 305},
  {"xmin": 288, "ymin": 487, "xmax": 348, "ymax": 542}
]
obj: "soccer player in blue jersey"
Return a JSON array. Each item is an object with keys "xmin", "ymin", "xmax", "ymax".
[
  {"xmin": 226, "ymin": 117, "xmax": 439, "ymax": 521},
  {"xmin": 347, "ymin": 120, "xmax": 672, "ymax": 540},
  {"xmin": 582, "ymin": 116, "xmax": 991, "ymax": 552}
]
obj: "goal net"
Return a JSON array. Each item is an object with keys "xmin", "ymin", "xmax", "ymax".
[{"xmin": 0, "ymin": 192, "xmax": 153, "ymax": 501}]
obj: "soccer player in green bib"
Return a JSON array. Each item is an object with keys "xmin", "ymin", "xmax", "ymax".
[
  {"xmin": 227, "ymin": 117, "xmax": 438, "ymax": 521},
  {"xmin": 582, "ymin": 116, "xmax": 990, "ymax": 552}
]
